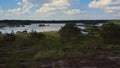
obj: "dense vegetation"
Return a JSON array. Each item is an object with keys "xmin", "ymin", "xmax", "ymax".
[
  {"xmin": 0, "ymin": 22, "xmax": 120, "ymax": 67},
  {"xmin": 59, "ymin": 23, "xmax": 82, "ymax": 45}
]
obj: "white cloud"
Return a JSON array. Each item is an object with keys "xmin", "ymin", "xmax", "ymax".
[
  {"xmin": 65, "ymin": 9, "xmax": 83, "ymax": 14},
  {"xmin": 5, "ymin": 0, "xmax": 80, "ymax": 15},
  {"xmin": 113, "ymin": 12, "xmax": 120, "ymax": 17},
  {"xmin": 35, "ymin": 0, "xmax": 70, "ymax": 13},
  {"xmin": 28, "ymin": 0, "xmax": 51, "ymax": 3},
  {"xmin": 17, "ymin": 2, "xmax": 22, "ymax": 6},
  {"xmin": 8, "ymin": 0, "xmax": 33, "ymax": 14},
  {"xmin": 22, "ymin": 0, "xmax": 33, "ymax": 13},
  {"xmin": 22, "ymin": 0, "xmax": 28, "ymax": 3},
  {"xmin": 8, "ymin": 8, "xmax": 22, "ymax": 15},
  {"xmin": 1, "ymin": 0, "xmax": 75, "ymax": 19},
  {"xmin": 89, "ymin": 0, "xmax": 120, "ymax": 13},
  {"xmin": 0, "ymin": 9, "xmax": 4, "ymax": 14}
]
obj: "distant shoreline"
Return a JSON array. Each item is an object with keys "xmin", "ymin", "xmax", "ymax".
[{"xmin": 0, "ymin": 20, "xmax": 120, "ymax": 24}]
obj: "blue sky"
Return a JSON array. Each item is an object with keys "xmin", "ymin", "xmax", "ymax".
[{"xmin": 0, "ymin": 0, "xmax": 120, "ymax": 20}]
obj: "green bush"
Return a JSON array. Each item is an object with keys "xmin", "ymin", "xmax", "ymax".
[
  {"xmin": 59, "ymin": 23, "xmax": 82, "ymax": 44},
  {"xmin": 30, "ymin": 31, "xmax": 45, "ymax": 40},
  {"xmin": 100, "ymin": 23, "xmax": 120, "ymax": 44}
]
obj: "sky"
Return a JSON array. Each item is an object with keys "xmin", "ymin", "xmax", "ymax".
[{"xmin": 0, "ymin": 0, "xmax": 120, "ymax": 20}]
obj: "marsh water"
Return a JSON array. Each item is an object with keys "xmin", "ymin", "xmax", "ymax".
[{"xmin": 0, "ymin": 23, "xmax": 102, "ymax": 34}]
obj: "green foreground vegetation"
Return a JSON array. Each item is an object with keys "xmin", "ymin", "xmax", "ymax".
[{"xmin": 0, "ymin": 22, "xmax": 120, "ymax": 67}]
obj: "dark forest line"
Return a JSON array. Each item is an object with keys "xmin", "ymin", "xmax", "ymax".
[{"xmin": 0, "ymin": 20, "xmax": 120, "ymax": 24}]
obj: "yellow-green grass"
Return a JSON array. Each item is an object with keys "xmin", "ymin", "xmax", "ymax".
[
  {"xmin": 34, "ymin": 50, "xmax": 64, "ymax": 60},
  {"xmin": 41, "ymin": 31, "xmax": 60, "ymax": 38}
]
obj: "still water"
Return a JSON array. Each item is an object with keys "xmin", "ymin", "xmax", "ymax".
[
  {"xmin": 0, "ymin": 23, "xmax": 102, "ymax": 34},
  {"xmin": 0, "ymin": 23, "xmax": 86, "ymax": 34}
]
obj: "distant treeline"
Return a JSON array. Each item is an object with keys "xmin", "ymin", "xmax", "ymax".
[{"xmin": 0, "ymin": 20, "xmax": 120, "ymax": 25}]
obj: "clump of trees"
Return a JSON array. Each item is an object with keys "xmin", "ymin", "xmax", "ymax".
[
  {"xmin": 30, "ymin": 31, "xmax": 45, "ymax": 40},
  {"xmin": 59, "ymin": 23, "xmax": 82, "ymax": 45},
  {"xmin": 100, "ymin": 23, "xmax": 120, "ymax": 44}
]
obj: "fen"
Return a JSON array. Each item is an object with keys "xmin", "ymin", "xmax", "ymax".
[{"xmin": 0, "ymin": 21, "xmax": 120, "ymax": 68}]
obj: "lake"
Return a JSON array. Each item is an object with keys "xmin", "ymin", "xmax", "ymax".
[{"xmin": 0, "ymin": 23, "xmax": 102, "ymax": 34}]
